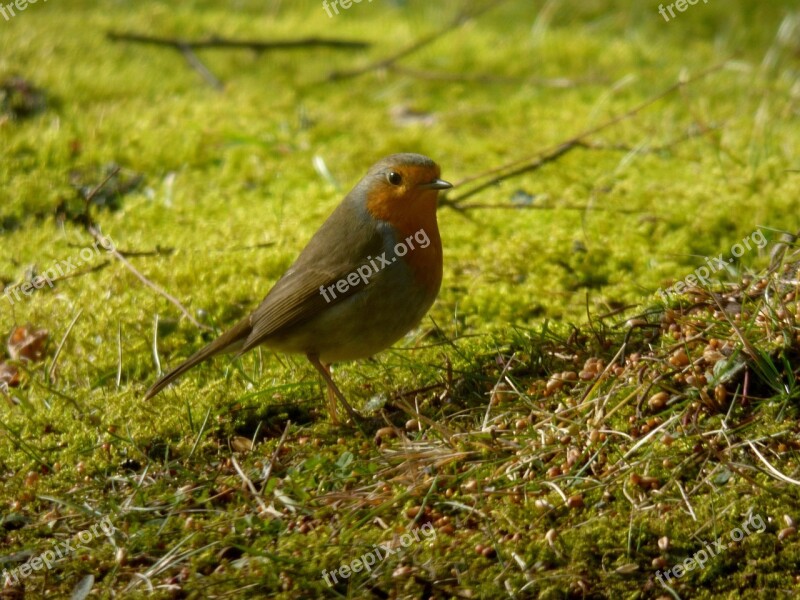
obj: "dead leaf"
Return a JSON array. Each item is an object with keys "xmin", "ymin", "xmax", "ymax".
[
  {"xmin": 0, "ymin": 362, "xmax": 19, "ymax": 389},
  {"xmin": 7, "ymin": 325, "xmax": 48, "ymax": 362}
]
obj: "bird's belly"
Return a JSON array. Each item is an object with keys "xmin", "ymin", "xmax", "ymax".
[{"xmin": 264, "ymin": 269, "xmax": 438, "ymax": 363}]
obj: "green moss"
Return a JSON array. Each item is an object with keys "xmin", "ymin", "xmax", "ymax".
[{"xmin": 2, "ymin": 0, "xmax": 800, "ymax": 597}]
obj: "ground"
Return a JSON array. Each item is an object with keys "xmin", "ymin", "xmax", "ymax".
[{"xmin": 1, "ymin": 0, "xmax": 800, "ymax": 598}]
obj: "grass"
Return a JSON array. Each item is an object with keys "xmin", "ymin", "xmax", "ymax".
[{"xmin": 1, "ymin": 0, "xmax": 800, "ymax": 597}]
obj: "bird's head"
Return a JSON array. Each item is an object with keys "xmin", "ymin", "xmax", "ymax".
[{"xmin": 360, "ymin": 153, "xmax": 451, "ymax": 236}]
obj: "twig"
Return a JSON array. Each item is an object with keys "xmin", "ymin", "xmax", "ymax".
[
  {"xmin": 444, "ymin": 130, "xmax": 715, "ymax": 212},
  {"xmin": 676, "ymin": 479, "xmax": 698, "ymax": 521},
  {"xmin": 483, "ymin": 353, "xmax": 517, "ymax": 431},
  {"xmin": 445, "ymin": 202, "xmax": 644, "ymax": 212},
  {"xmin": 178, "ymin": 43, "xmax": 223, "ymax": 90},
  {"xmin": 391, "ymin": 381, "xmax": 445, "ymax": 400},
  {"xmin": 0, "ymin": 166, "xmax": 113, "ymax": 300},
  {"xmin": 77, "ymin": 168, "xmax": 208, "ymax": 330},
  {"xmin": 81, "ymin": 165, "xmax": 121, "ymax": 219},
  {"xmin": 747, "ymin": 441, "xmax": 800, "ymax": 486},
  {"xmin": 259, "ymin": 421, "xmax": 291, "ymax": 493},
  {"xmin": 110, "ymin": 246, "xmax": 175, "ymax": 258},
  {"xmin": 2, "ymin": 261, "xmax": 111, "ymax": 298},
  {"xmin": 108, "ymin": 31, "xmax": 369, "ymax": 89},
  {"xmin": 47, "ymin": 309, "xmax": 83, "ymax": 384},
  {"xmin": 116, "ymin": 321, "xmax": 122, "ymax": 389},
  {"xmin": 327, "ymin": 27, "xmax": 449, "ymax": 82},
  {"xmin": 441, "ymin": 62, "xmax": 728, "ymax": 209},
  {"xmin": 151, "ymin": 314, "xmax": 162, "ymax": 376},
  {"xmin": 326, "ymin": 2, "xmax": 507, "ymax": 82},
  {"xmin": 231, "ymin": 455, "xmax": 277, "ymax": 517},
  {"xmin": 388, "ymin": 65, "xmax": 602, "ymax": 88},
  {"xmin": 107, "ymin": 32, "xmax": 369, "ymax": 51},
  {"xmin": 88, "ymin": 224, "xmax": 207, "ymax": 330},
  {"xmin": 443, "ymin": 141, "xmax": 576, "ymax": 209}
]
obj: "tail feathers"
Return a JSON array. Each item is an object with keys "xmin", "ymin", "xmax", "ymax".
[{"xmin": 144, "ymin": 317, "xmax": 252, "ymax": 400}]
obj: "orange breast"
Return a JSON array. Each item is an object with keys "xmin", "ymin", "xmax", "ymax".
[{"xmin": 366, "ymin": 187, "xmax": 443, "ymax": 294}]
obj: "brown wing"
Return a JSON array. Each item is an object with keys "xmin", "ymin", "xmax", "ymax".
[{"xmin": 239, "ymin": 199, "xmax": 387, "ymax": 353}]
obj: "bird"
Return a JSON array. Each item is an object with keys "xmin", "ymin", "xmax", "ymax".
[{"xmin": 144, "ymin": 153, "xmax": 452, "ymax": 425}]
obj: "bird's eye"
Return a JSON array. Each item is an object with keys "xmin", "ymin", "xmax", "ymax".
[{"xmin": 387, "ymin": 171, "xmax": 403, "ymax": 186}]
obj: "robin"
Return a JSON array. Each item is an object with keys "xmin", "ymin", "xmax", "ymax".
[{"xmin": 144, "ymin": 153, "xmax": 451, "ymax": 424}]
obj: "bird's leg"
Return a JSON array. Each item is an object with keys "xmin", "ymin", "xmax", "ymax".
[
  {"xmin": 306, "ymin": 353, "xmax": 363, "ymax": 426},
  {"xmin": 326, "ymin": 381, "xmax": 339, "ymax": 426}
]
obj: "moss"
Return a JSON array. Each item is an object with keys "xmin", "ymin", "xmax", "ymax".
[{"xmin": 3, "ymin": 0, "xmax": 800, "ymax": 597}]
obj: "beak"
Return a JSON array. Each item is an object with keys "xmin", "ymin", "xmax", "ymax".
[{"xmin": 420, "ymin": 178, "xmax": 453, "ymax": 191}]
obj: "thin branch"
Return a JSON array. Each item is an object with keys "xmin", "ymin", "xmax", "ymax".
[
  {"xmin": 442, "ymin": 141, "xmax": 578, "ymax": 209},
  {"xmin": 113, "ymin": 246, "xmax": 175, "ymax": 258},
  {"xmin": 87, "ymin": 224, "xmax": 207, "ymax": 330},
  {"xmin": 107, "ymin": 32, "xmax": 369, "ymax": 51},
  {"xmin": 47, "ymin": 309, "xmax": 83, "ymax": 384},
  {"xmin": 178, "ymin": 43, "xmax": 223, "ymax": 90},
  {"xmin": 0, "ymin": 166, "xmax": 114, "ymax": 295},
  {"xmin": 259, "ymin": 421, "xmax": 291, "ymax": 494},
  {"xmin": 231, "ymin": 454, "xmax": 271, "ymax": 515},
  {"xmin": 747, "ymin": 441, "xmax": 800, "ymax": 486},
  {"xmin": 116, "ymin": 321, "xmax": 123, "ymax": 389},
  {"xmin": 445, "ymin": 202, "xmax": 644, "ymax": 213},
  {"xmin": 445, "ymin": 129, "xmax": 717, "ymax": 212},
  {"xmin": 388, "ymin": 65, "xmax": 603, "ymax": 88},
  {"xmin": 108, "ymin": 32, "xmax": 369, "ymax": 89},
  {"xmin": 81, "ymin": 165, "xmax": 121, "ymax": 219},
  {"xmin": 326, "ymin": 2, "xmax": 508, "ymax": 82},
  {"xmin": 2, "ymin": 260, "xmax": 111, "ymax": 298},
  {"xmin": 151, "ymin": 315, "xmax": 161, "ymax": 377},
  {"xmin": 327, "ymin": 26, "xmax": 451, "ymax": 82},
  {"xmin": 77, "ymin": 168, "xmax": 208, "ymax": 330},
  {"xmin": 441, "ymin": 62, "xmax": 728, "ymax": 209}
]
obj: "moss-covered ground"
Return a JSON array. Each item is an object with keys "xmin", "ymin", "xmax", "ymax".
[{"xmin": 2, "ymin": 0, "xmax": 800, "ymax": 597}]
